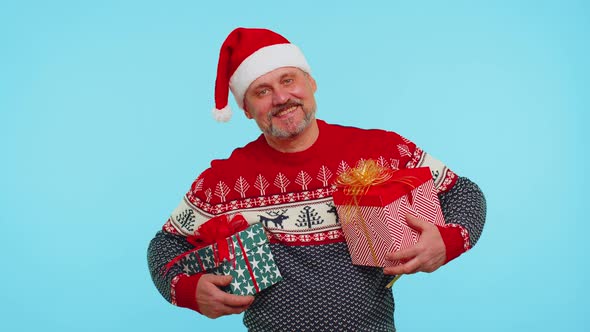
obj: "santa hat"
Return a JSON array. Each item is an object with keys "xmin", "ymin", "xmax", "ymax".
[{"xmin": 212, "ymin": 27, "xmax": 311, "ymax": 122}]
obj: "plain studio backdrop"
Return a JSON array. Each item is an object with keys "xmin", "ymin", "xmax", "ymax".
[{"xmin": 1, "ymin": 0, "xmax": 588, "ymax": 331}]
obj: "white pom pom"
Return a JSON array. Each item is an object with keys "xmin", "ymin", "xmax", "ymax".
[{"xmin": 212, "ymin": 105, "xmax": 232, "ymax": 122}]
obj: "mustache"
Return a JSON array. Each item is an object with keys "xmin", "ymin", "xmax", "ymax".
[{"xmin": 271, "ymin": 99, "xmax": 303, "ymax": 116}]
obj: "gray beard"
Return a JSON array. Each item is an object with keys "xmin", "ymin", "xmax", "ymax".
[{"xmin": 266, "ymin": 108, "xmax": 314, "ymax": 139}]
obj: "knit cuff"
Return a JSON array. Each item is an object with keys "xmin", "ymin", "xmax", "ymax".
[
  {"xmin": 172, "ymin": 273, "xmax": 203, "ymax": 313},
  {"xmin": 436, "ymin": 224, "xmax": 471, "ymax": 263}
]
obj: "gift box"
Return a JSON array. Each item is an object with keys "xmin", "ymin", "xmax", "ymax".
[
  {"xmin": 333, "ymin": 161, "xmax": 445, "ymax": 267},
  {"xmin": 165, "ymin": 215, "xmax": 282, "ymax": 296}
]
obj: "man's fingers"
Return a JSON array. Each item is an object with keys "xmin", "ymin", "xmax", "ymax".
[
  {"xmin": 207, "ymin": 274, "xmax": 233, "ymax": 287},
  {"xmin": 405, "ymin": 214, "xmax": 428, "ymax": 232},
  {"xmin": 214, "ymin": 293, "xmax": 254, "ymax": 317},
  {"xmin": 383, "ymin": 215, "xmax": 445, "ymax": 276},
  {"xmin": 217, "ymin": 297, "xmax": 254, "ymax": 316},
  {"xmin": 197, "ymin": 275, "xmax": 255, "ymax": 319},
  {"xmin": 206, "ymin": 301, "xmax": 251, "ymax": 319},
  {"xmin": 220, "ymin": 305, "xmax": 250, "ymax": 316},
  {"xmin": 385, "ymin": 246, "xmax": 418, "ymax": 261},
  {"xmin": 383, "ymin": 258, "xmax": 420, "ymax": 275},
  {"xmin": 201, "ymin": 274, "xmax": 254, "ymax": 307},
  {"xmin": 221, "ymin": 293, "xmax": 255, "ymax": 307}
]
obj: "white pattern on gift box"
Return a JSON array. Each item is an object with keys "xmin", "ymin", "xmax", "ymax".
[{"xmin": 337, "ymin": 178, "xmax": 445, "ymax": 267}]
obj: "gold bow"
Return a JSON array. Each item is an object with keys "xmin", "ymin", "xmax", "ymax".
[
  {"xmin": 335, "ymin": 160, "xmax": 396, "ymax": 196},
  {"xmin": 335, "ymin": 160, "xmax": 396, "ymax": 266}
]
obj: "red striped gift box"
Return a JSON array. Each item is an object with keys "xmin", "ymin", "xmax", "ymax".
[{"xmin": 333, "ymin": 167, "xmax": 445, "ymax": 267}]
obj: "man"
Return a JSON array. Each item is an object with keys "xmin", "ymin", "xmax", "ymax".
[{"xmin": 148, "ymin": 27, "xmax": 486, "ymax": 331}]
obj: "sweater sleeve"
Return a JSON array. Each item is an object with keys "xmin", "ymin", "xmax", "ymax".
[
  {"xmin": 436, "ymin": 176, "xmax": 487, "ymax": 262},
  {"xmin": 147, "ymin": 230, "xmax": 203, "ymax": 312},
  {"xmin": 147, "ymin": 166, "xmax": 224, "ymax": 313}
]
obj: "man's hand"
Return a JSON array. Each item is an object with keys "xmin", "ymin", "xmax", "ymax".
[
  {"xmin": 196, "ymin": 274, "xmax": 254, "ymax": 319},
  {"xmin": 383, "ymin": 214, "xmax": 446, "ymax": 275}
]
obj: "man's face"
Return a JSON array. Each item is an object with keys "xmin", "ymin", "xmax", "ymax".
[{"xmin": 243, "ymin": 67, "xmax": 317, "ymax": 140}]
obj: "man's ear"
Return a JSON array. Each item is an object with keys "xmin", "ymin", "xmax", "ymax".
[
  {"xmin": 308, "ymin": 74, "xmax": 317, "ymax": 93},
  {"xmin": 243, "ymin": 104, "xmax": 253, "ymax": 119}
]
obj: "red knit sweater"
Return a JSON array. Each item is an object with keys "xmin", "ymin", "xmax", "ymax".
[{"xmin": 163, "ymin": 119, "xmax": 469, "ymax": 314}]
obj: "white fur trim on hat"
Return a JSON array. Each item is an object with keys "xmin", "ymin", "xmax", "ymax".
[
  {"xmin": 229, "ymin": 43, "xmax": 311, "ymax": 108},
  {"xmin": 212, "ymin": 105, "xmax": 232, "ymax": 122}
]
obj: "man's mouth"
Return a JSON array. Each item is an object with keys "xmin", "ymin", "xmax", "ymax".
[{"xmin": 274, "ymin": 105, "xmax": 299, "ymax": 117}]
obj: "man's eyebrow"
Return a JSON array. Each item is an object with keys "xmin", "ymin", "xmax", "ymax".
[
  {"xmin": 250, "ymin": 82, "xmax": 271, "ymax": 92},
  {"xmin": 250, "ymin": 71, "xmax": 297, "ymax": 92},
  {"xmin": 280, "ymin": 70, "xmax": 298, "ymax": 79}
]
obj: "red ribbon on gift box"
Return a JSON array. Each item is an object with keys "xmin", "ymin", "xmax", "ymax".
[
  {"xmin": 162, "ymin": 213, "xmax": 250, "ymax": 276},
  {"xmin": 335, "ymin": 160, "xmax": 421, "ymax": 206},
  {"xmin": 235, "ymin": 233, "xmax": 260, "ymax": 293}
]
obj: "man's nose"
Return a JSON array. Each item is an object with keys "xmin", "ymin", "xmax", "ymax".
[{"xmin": 272, "ymin": 86, "xmax": 290, "ymax": 105}]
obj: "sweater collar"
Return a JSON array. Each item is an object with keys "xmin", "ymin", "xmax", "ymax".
[{"xmin": 255, "ymin": 119, "xmax": 328, "ymax": 165}]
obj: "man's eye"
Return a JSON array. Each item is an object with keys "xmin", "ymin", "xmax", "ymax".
[
  {"xmin": 257, "ymin": 89, "xmax": 269, "ymax": 96},
  {"xmin": 283, "ymin": 78, "xmax": 293, "ymax": 84}
]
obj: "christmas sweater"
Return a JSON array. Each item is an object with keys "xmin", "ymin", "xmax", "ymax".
[{"xmin": 148, "ymin": 119, "xmax": 486, "ymax": 331}]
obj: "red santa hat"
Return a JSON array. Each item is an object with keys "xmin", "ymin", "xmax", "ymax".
[{"xmin": 212, "ymin": 27, "xmax": 311, "ymax": 122}]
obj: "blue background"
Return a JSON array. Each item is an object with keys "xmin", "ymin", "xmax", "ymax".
[{"xmin": 1, "ymin": 0, "xmax": 588, "ymax": 331}]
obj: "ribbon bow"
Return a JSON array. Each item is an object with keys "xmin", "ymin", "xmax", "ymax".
[
  {"xmin": 336, "ymin": 159, "xmax": 420, "ymax": 205},
  {"xmin": 162, "ymin": 213, "xmax": 249, "ymax": 276},
  {"xmin": 335, "ymin": 159, "xmax": 397, "ymax": 195}
]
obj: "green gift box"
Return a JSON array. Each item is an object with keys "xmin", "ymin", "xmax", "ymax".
[{"xmin": 175, "ymin": 222, "xmax": 282, "ymax": 296}]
